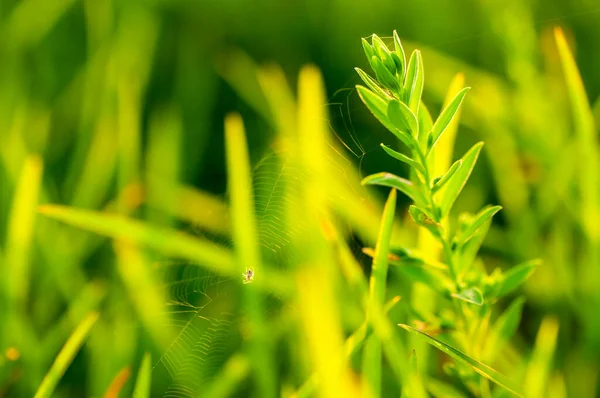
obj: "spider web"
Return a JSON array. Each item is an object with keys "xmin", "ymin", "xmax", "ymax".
[{"xmin": 150, "ymin": 149, "xmax": 302, "ymax": 397}]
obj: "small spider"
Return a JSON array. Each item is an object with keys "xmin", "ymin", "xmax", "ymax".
[{"xmin": 242, "ymin": 268, "xmax": 254, "ymax": 284}]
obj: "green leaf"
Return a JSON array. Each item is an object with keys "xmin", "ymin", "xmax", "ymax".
[
  {"xmin": 380, "ymin": 144, "xmax": 425, "ymax": 174},
  {"xmin": 34, "ymin": 312, "xmax": 99, "ymax": 398},
  {"xmin": 455, "ymin": 205, "xmax": 502, "ymax": 246},
  {"xmin": 452, "ymin": 287, "xmax": 484, "ymax": 306},
  {"xmin": 436, "ymin": 142, "xmax": 484, "ymax": 217},
  {"xmin": 362, "ymin": 37, "xmax": 377, "ymax": 70},
  {"xmin": 372, "ymin": 35, "xmax": 396, "ymax": 75},
  {"xmin": 388, "ymin": 99, "xmax": 418, "ymax": 136},
  {"xmin": 494, "ymin": 259, "xmax": 540, "ymax": 298},
  {"xmin": 398, "ymin": 324, "xmax": 524, "ymax": 397},
  {"xmin": 427, "ymin": 378, "xmax": 468, "ymax": 398},
  {"xmin": 409, "ymin": 205, "xmax": 442, "ymax": 237},
  {"xmin": 362, "ymin": 172, "xmax": 421, "ymax": 202},
  {"xmin": 403, "ymin": 50, "xmax": 424, "ymax": 114},
  {"xmin": 392, "ymin": 30, "xmax": 406, "ymax": 78},
  {"xmin": 429, "ymin": 87, "xmax": 470, "ymax": 151},
  {"xmin": 372, "ymin": 56, "xmax": 400, "ymax": 91},
  {"xmin": 417, "ymin": 103, "xmax": 433, "ymax": 148},
  {"xmin": 394, "ymin": 263, "xmax": 453, "ymax": 297},
  {"xmin": 355, "ymin": 67, "xmax": 391, "ymax": 100},
  {"xmin": 484, "ymin": 297, "xmax": 525, "ymax": 361},
  {"xmin": 133, "ymin": 353, "xmax": 152, "ymax": 398},
  {"xmin": 431, "ymin": 159, "xmax": 462, "ymax": 193},
  {"xmin": 403, "ymin": 350, "xmax": 428, "ymax": 398},
  {"xmin": 356, "ymin": 85, "xmax": 412, "ymax": 147}
]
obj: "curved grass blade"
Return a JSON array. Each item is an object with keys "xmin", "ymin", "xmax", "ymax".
[
  {"xmin": 436, "ymin": 142, "xmax": 484, "ymax": 217},
  {"xmin": 392, "ymin": 30, "xmax": 406, "ymax": 78},
  {"xmin": 398, "ymin": 324, "xmax": 523, "ymax": 397},
  {"xmin": 429, "ymin": 87, "xmax": 470, "ymax": 151},
  {"xmin": 34, "ymin": 312, "xmax": 99, "ymax": 398},
  {"xmin": 37, "ymin": 205, "xmax": 290, "ymax": 295},
  {"xmin": 362, "ymin": 172, "xmax": 421, "ymax": 202}
]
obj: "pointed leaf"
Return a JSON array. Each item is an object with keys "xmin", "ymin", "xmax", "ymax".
[
  {"xmin": 418, "ymin": 103, "xmax": 433, "ymax": 148},
  {"xmin": 436, "ymin": 142, "xmax": 484, "ymax": 217},
  {"xmin": 372, "ymin": 56, "xmax": 400, "ymax": 91},
  {"xmin": 355, "ymin": 67, "xmax": 391, "ymax": 100},
  {"xmin": 452, "ymin": 287, "xmax": 484, "ymax": 306},
  {"xmin": 403, "ymin": 50, "xmax": 424, "ymax": 114},
  {"xmin": 393, "ymin": 30, "xmax": 406, "ymax": 78},
  {"xmin": 362, "ymin": 172, "xmax": 421, "ymax": 202},
  {"xmin": 388, "ymin": 99, "xmax": 418, "ymax": 136},
  {"xmin": 133, "ymin": 353, "xmax": 152, "ymax": 398},
  {"xmin": 409, "ymin": 205, "xmax": 442, "ymax": 237},
  {"xmin": 494, "ymin": 259, "xmax": 540, "ymax": 298},
  {"xmin": 362, "ymin": 37, "xmax": 377, "ymax": 71},
  {"xmin": 429, "ymin": 87, "xmax": 470, "ymax": 150},
  {"xmin": 381, "ymin": 144, "xmax": 425, "ymax": 174},
  {"xmin": 356, "ymin": 85, "xmax": 412, "ymax": 147},
  {"xmin": 372, "ymin": 35, "xmax": 396, "ymax": 75},
  {"xmin": 484, "ymin": 297, "xmax": 525, "ymax": 361},
  {"xmin": 398, "ymin": 324, "xmax": 524, "ymax": 397},
  {"xmin": 432, "ymin": 159, "xmax": 462, "ymax": 193},
  {"xmin": 455, "ymin": 205, "xmax": 502, "ymax": 246}
]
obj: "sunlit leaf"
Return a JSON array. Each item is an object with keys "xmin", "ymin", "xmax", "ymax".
[
  {"xmin": 429, "ymin": 87, "xmax": 470, "ymax": 151},
  {"xmin": 432, "ymin": 159, "xmax": 462, "ymax": 193},
  {"xmin": 403, "ymin": 50, "xmax": 424, "ymax": 114},
  {"xmin": 484, "ymin": 297, "xmax": 525, "ymax": 361},
  {"xmin": 455, "ymin": 205, "xmax": 502, "ymax": 246},
  {"xmin": 356, "ymin": 85, "xmax": 412, "ymax": 147},
  {"xmin": 436, "ymin": 142, "xmax": 484, "ymax": 217},
  {"xmin": 452, "ymin": 287, "xmax": 484, "ymax": 306},
  {"xmin": 381, "ymin": 144, "xmax": 425, "ymax": 174},
  {"xmin": 132, "ymin": 353, "xmax": 152, "ymax": 398},
  {"xmin": 362, "ymin": 172, "xmax": 422, "ymax": 202},
  {"xmin": 392, "ymin": 30, "xmax": 406, "ymax": 78},
  {"xmin": 355, "ymin": 67, "xmax": 391, "ymax": 100},
  {"xmin": 388, "ymin": 99, "xmax": 419, "ymax": 136},
  {"xmin": 494, "ymin": 259, "xmax": 540, "ymax": 298},
  {"xmin": 398, "ymin": 324, "xmax": 524, "ymax": 397}
]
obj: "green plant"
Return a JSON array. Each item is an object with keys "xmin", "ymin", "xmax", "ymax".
[{"xmin": 356, "ymin": 32, "xmax": 540, "ymax": 397}]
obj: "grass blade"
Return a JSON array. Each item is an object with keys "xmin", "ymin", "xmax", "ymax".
[
  {"xmin": 34, "ymin": 312, "xmax": 99, "ymax": 398},
  {"xmin": 225, "ymin": 113, "xmax": 276, "ymax": 398},
  {"xmin": 398, "ymin": 324, "xmax": 523, "ymax": 397},
  {"xmin": 524, "ymin": 317, "xmax": 560, "ymax": 398},
  {"xmin": 362, "ymin": 189, "xmax": 397, "ymax": 398},
  {"xmin": 484, "ymin": 297, "xmax": 525, "ymax": 361},
  {"xmin": 132, "ymin": 353, "xmax": 152, "ymax": 398}
]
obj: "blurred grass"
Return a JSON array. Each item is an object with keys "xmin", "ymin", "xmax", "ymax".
[{"xmin": 0, "ymin": 0, "xmax": 599, "ymax": 396}]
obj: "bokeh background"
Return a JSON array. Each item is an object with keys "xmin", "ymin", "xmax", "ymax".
[{"xmin": 1, "ymin": 0, "xmax": 599, "ymax": 396}]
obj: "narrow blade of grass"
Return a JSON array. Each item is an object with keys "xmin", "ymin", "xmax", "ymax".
[
  {"xmin": 34, "ymin": 311, "xmax": 99, "ymax": 398},
  {"xmin": 225, "ymin": 112, "xmax": 276, "ymax": 398},
  {"xmin": 132, "ymin": 353, "xmax": 152, "ymax": 398},
  {"xmin": 398, "ymin": 324, "xmax": 523, "ymax": 397},
  {"xmin": 362, "ymin": 189, "xmax": 397, "ymax": 398},
  {"xmin": 524, "ymin": 317, "xmax": 560, "ymax": 398}
]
